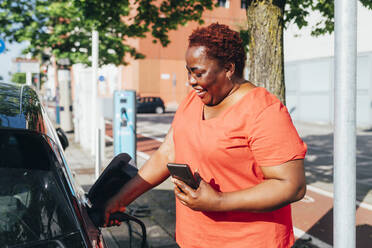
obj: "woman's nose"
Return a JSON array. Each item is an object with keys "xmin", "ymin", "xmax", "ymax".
[{"xmin": 188, "ymin": 74, "xmax": 197, "ymax": 85}]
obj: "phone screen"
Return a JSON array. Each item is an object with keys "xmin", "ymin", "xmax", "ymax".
[{"xmin": 167, "ymin": 163, "xmax": 199, "ymax": 189}]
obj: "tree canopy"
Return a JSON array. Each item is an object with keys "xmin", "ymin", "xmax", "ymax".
[
  {"xmin": 0, "ymin": 0, "xmax": 214, "ymax": 67},
  {"xmin": 2, "ymin": 0, "xmax": 371, "ymax": 67},
  {"xmin": 237, "ymin": 0, "xmax": 372, "ymax": 52},
  {"xmin": 1, "ymin": 0, "xmax": 371, "ymax": 102},
  {"xmin": 284, "ymin": 0, "xmax": 372, "ymax": 36},
  {"xmin": 11, "ymin": 73, "xmax": 26, "ymax": 84}
]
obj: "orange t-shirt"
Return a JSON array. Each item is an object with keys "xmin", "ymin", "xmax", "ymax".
[{"xmin": 171, "ymin": 87, "xmax": 307, "ymax": 248}]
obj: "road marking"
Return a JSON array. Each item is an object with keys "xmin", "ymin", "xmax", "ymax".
[
  {"xmin": 293, "ymin": 227, "xmax": 332, "ymax": 248},
  {"xmin": 138, "ymin": 133, "xmax": 164, "ymax": 142},
  {"xmin": 105, "ymin": 135, "xmax": 113, "ymax": 142},
  {"xmin": 300, "ymin": 195, "xmax": 315, "ymax": 203},
  {"xmin": 307, "ymin": 185, "xmax": 372, "ymax": 211},
  {"xmin": 137, "ymin": 151, "xmax": 150, "ymax": 160},
  {"xmin": 137, "ymin": 128, "xmax": 166, "ymax": 142}
]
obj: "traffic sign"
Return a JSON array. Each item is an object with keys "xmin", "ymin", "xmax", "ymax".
[{"xmin": 0, "ymin": 39, "xmax": 5, "ymax": 54}]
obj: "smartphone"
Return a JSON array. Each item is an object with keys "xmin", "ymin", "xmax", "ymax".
[{"xmin": 167, "ymin": 163, "xmax": 199, "ymax": 190}]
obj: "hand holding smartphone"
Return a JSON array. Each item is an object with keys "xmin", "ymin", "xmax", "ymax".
[{"xmin": 167, "ymin": 163, "xmax": 199, "ymax": 190}]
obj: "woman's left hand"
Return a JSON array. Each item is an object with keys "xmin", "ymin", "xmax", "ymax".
[
  {"xmin": 171, "ymin": 177, "xmax": 223, "ymax": 211},
  {"xmin": 171, "ymin": 159, "xmax": 306, "ymax": 213}
]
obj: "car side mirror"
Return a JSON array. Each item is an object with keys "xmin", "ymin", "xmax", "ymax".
[{"xmin": 56, "ymin": 128, "xmax": 69, "ymax": 150}]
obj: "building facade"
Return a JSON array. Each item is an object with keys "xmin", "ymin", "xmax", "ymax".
[
  {"xmin": 284, "ymin": 2, "xmax": 372, "ymax": 127},
  {"xmin": 120, "ymin": 0, "xmax": 247, "ymax": 109}
]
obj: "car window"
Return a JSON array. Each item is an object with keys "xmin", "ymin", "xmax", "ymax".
[{"xmin": 0, "ymin": 131, "xmax": 83, "ymax": 247}]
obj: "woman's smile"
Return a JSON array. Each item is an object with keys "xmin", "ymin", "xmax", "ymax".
[{"xmin": 193, "ymin": 86, "xmax": 207, "ymax": 98}]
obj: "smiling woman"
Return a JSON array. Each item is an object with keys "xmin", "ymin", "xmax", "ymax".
[{"xmin": 104, "ymin": 23, "xmax": 307, "ymax": 248}]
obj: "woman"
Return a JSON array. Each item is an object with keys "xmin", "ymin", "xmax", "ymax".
[{"xmin": 105, "ymin": 23, "xmax": 307, "ymax": 248}]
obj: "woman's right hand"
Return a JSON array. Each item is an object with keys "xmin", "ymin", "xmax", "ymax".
[
  {"xmin": 103, "ymin": 127, "xmax": 175, "ymax": 226},
  {"xmin": 104, "ymin": 194, "xmax": 126, "ymax": 227}
]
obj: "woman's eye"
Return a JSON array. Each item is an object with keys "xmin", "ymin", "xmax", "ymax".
[{"xmin": 195, "ymin": 73, "xmax": 202, "ymax": 78}]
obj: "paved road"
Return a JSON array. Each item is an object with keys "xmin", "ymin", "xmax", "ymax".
[{"xmin": 66, "ymin": 113, "xmax": 372, "ymax": 247}]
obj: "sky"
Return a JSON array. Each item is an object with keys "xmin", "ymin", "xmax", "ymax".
[{"xmin": 0, "ymin": 40, "xmax": 28, "ymax": 82}]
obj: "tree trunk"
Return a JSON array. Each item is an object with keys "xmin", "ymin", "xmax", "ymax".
[{"xmin": 247, "ymin": 0, "xmax": 286, "ymax": 104}]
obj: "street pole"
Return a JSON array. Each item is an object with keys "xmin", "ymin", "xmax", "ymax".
[
  {"xmin": 26, "ymin": 72, "xmax": 32, "ymax": 86},
  {"xmin": 92, "ymin": 30, "xmax": 101, "ymax": 178},
  {"xmin": 172, "ymin": 73, "xmax": 177, "ymax": 103},
  {"xmin": 334, "ymin": 0, "xmax": 357, "ymax": 247},
  {"xmin": 37, "ymin": 73, "xmax": 40, "ymax": 91}
]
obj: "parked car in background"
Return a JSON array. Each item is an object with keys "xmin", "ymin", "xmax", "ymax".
[
  {"xmin": 136, "ymin": 96, "xmax": 165, "ymax": 114},
  {"xmin": 0, "ymin": 82, "xmax": 107, "ymax": 248}
]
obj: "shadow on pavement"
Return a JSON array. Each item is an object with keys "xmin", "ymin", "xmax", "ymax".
[
  {"xmin": 296, "ymin": 132, "xmax": 372, "ymax": 247},
  {"xmin": 303, "ymin": 133, "xmax": 372, "ymax": 203},
  {"xmin": 302, "ymin": 208, "xmax": 372, "ymax": 247}
]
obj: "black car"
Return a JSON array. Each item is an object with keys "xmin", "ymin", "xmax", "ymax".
[
  {"xmin": 0, "ymin": 82, "xmax": 107, "ymax": 248},
  {"xmin": 136, "ymin": 97, "xmax": 165, "ymax": 114}
]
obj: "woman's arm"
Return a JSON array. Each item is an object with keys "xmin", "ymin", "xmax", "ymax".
[
  {"xmin": 172, "ymin": 159, "xmax": 306, "ymax": 212},
  {"xmin": 104, "ymin": 127, "xmax": 175, "ymax": 225}
]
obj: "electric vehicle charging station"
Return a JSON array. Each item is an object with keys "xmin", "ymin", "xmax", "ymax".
[{"xmin": 113, "ymin": 90, "xmax": 137, "ymax": 163}]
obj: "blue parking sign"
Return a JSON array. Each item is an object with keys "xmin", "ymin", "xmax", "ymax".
[{"xmin": 0, "ymin": 39, "xmax": 5, "ymax": 54}]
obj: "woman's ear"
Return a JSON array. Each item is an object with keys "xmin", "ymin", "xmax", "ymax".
[{"xmin": 225, "ymin": 62, "xmax": 235, "ymax": 80}]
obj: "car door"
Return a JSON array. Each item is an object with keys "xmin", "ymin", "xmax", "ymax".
[{"xmin": 0, "ymin": 130, "xmax": 88, "ymax": 247}]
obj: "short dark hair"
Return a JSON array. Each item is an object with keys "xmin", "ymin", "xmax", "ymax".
[{"xmin": 188, "ymin": 23, "xmax": 246, "ymax": 77}]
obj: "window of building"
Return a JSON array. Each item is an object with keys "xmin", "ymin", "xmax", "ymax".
[
  {"xmin": 241, "ymin": 0, "xmax": 248, "ymax": 9},
  {"xmin": 218, "ymin": 0, "xmax": 230, "ymax": 8}
]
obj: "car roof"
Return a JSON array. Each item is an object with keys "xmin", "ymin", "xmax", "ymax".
[{"xmin": 0, "ymin": 82, "xmax": 47, "ymax": 134}]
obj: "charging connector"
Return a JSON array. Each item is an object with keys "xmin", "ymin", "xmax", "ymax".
[{"xmin": 86, "ymin": 153, "xmax": 148, "ymax": 247}]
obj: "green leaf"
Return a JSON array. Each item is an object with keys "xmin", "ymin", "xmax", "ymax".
[{"xmin": 0, "ymin": 0, "xmax": 214, "ymax": 67}]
